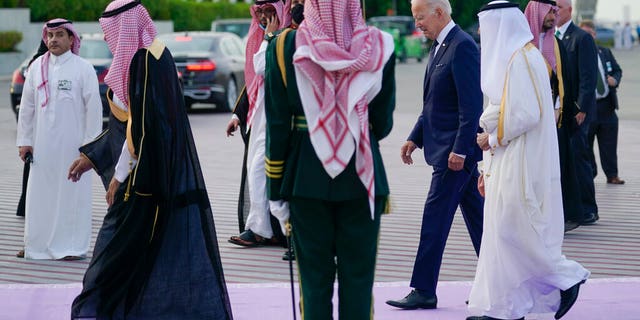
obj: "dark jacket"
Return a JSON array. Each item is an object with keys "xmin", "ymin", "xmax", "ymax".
[
  {"xmin": 407, "ymin": 25, "xmax": 483, "ymax": 169},
  {"xmin": 559, "ymin": 22, "xmax": 598, "ymax": 123},
  {"xmin": 597, "ymin": 45, "xmax": 622, "ymax": 110}
]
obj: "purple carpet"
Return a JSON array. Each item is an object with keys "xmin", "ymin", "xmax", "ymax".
[{"xmin": 1, "ymin": 278, "xmax": 638, "ymax": 319}]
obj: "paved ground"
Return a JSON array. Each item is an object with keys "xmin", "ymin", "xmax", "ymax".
[{"xmin": 0, "ymin": 48, "xmax": 639, "ymax": 319}]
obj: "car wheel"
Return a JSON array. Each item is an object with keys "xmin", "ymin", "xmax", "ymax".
[
  {"xmin": 221, "ymin": 77, "xmax": 238, "ymax": 113},
  {"xmin": 399, "ymin": 49, "xmax": 408, "ymax": 63}
]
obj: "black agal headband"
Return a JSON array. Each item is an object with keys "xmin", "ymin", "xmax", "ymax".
[
  {"xmin": 46, "ymin": 19, "xmax": 73, "ymax": 28},
  {"xmin": 479, "ymin": 1, "xmax": 520, "ymax": 12},
  {"xmin": 101, "ymin": 0, "xmax": 141, "ymax": 18}
]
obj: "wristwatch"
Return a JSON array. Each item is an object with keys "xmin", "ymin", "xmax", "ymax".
[{"xmin": 264, "ymin": 32, "xmax": 275, "ymax": 41}]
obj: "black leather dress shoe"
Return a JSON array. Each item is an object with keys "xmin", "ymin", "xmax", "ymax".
[
  {"xmin": 466, "ymin": 316, "xmax": 524, "ymax": 320},
  {"xmin": 564, "ymin": 220, "xmax": 580, "ymax": 233},
  {"xmin": 555, "ymin": 279, "xmax": 586, "ymax": 319},
  {"xmin": 581, "ymin": 213, "xmax": 599, "ymax": 225},
  {"xmin": 385, "ymin": 290, "xmax": 437, "ymax": 309}
]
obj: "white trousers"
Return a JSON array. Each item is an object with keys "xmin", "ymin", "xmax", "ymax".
[{"xmin": 244, "ymin": 104, "xmax": 272, "ymax": 238}]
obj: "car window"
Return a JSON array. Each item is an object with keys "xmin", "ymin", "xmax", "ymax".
[
  {"xmin": 80, "ymin": 39, "xmax": 112, "ymax": 59},
  {"xmin": 214, "ymin": 23, "xmax": 251, "ymax": 38},
  {"xmin": 226, "ymin": 36, "xmax": 244, "ymax": 57},
  {"xmin": 161, "ymin": 35, "xmax": 218, "ymax": 54}
]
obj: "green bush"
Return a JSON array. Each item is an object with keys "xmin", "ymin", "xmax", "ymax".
[
  {"xmin": 0, "ymin": 30, "xmax": 22, "ymax": 52},
  {"xmin": 171, "ymin": 0, "xmax": 251, "ymax": 32},
  {"xmin": 26, "ymin": 0, "xmax": 172, "ymax": 22},
  {"xmin": 1, "ymin": 0, "xmax": 15, "ymax": 6},
  {"xmin": 23, "ymin": 0, "xmax": 249, "ymax": 31}
]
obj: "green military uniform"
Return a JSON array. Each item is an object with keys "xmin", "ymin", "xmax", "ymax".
[{"xmin": 264, "ymin": 30, "xmax": 396, "ymax": 319}]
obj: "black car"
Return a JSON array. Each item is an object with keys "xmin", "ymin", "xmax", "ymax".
[
  {"xmin": 158, "ymin": 31, "xmax": 246, "ymax": 112},
  {"xmin": 9, "ymin": 34, "xmax": 112, "ymax": 126}
]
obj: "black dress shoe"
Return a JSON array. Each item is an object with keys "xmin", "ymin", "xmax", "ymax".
[
  {"xmin": 466, "ymin": 316, "xmax": 524, "ymax": 320},
  {"xmin": 555, "ymin": 279, "xmax": 586, "ymax": 319},
  {"xmin": 385, "ymin": 290, "xmax": 437, "ymax": 309},
  {"xmin": 581, "ymin": 213, "xmax": 598, "ymax": 225},
  {"xmin": 564, "ymin": 220, "xmax": 580, "ymax": 233}
]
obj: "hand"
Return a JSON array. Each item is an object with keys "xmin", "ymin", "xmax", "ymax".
[
  {"xmin": 269, "ymin": 200, "xmax": 290, "ymax": 235},
  {"xmin": 477, "ymin": 174, "xmax": 485, "ymax": 197},
  {"xmin": 18, "ymin": 146, "xmax": 33, "ymax": 162},
  {"xmin": 68, "ymin": 156, "xmax": 93, "ymax": 182},
  {"xmin": 106, "ymin": 178, "xmax": 121, "ymax": 207},
  {"xmin": 265, "ymin": 15, "xmax": 279, "ymax": 34},
  {"xmin": 226, "ymin": 117, "xmax": 240, "ymax": 137},
  {"xmin": 400, "ymin": 141, "xmax": 417, "ymax": 165},
  {"xmin": 448, "ymin": 152, "xmax": 464, "ymax": 171},
  {"xmin": 575, "ymin": 112, "xmax": 586, "ymax": 126},
  {"xmin": 476, "ymin": 132, "xmax": 491, "ymax": 151},
  {"xmin": 606, "ymin": 75, "xmax": 617, "ymax": 87}
]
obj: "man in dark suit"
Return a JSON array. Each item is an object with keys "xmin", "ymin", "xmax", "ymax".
[
  {"xmin": 524, "ymin": 0, "xmax": 583, "ymax": 233},
  {"xmin": 580, "ymin": 20, "xmax": 625, "ymax": 186},
  {"xmin": 556, "ymin": 0, "xmax": 599, "ymax": 224},
  {"xmin": 386, "ymin": 0, "xmax": 484, "ymax": 310}
]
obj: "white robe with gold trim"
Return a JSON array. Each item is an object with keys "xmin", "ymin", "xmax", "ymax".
[{"xmin": 468, "ymin": 45, "xmax": 590, "ymax": 319}]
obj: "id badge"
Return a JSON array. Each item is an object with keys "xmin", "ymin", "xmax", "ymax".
[{"xmin": 58, "ymin": 80, "xmax": 72, "ymax": 91}]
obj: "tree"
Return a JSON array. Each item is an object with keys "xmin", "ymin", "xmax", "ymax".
[{"xmin": 363, "ymin": 0, "xmax": 529, "ymax": 30}]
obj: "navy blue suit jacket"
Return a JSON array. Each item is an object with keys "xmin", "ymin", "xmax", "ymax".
[
  {"xmin": 560, "ymin": 22, "xmax": 598, "ymax": 123},
  {"xmin": 408, "ymin": 25, "xmax": 483, "ymax": 168}
]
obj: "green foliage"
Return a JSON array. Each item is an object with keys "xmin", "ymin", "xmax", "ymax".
[
  {"xmin": 20, "ymin": 0, "xmax": 248, "ymax": 32},
  {"xmin": 364, "ymin": 0, "xmax": 530, "ymax": 30},
  {"xmin": 170, "ymin": 0, "xmax": 251, "ymax": 32},
  {"xmin": 26, "ymin": 0, "xmax": 171, "ymax": 22},
  {"xmin": 0, "ymin": 30, "xmax": 23, "ymax": 52},
  {"xmin": 0, "ymin": 0, "xmax": 21, "ymax": 7}
]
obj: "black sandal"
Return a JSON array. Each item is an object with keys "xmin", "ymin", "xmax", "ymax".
[{"xmin": 228, "ymin": 229, "xmax": 266, "ymax": 247}]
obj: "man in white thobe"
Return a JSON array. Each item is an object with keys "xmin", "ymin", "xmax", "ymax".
[
  {"xmin": 467, "ymin": 2, "xmax": 590, "ymax": 320},
  {"xmin": 227, "ymin": 0, "xmax": 290, "ymax": 247},
  {"xmin": 16, "ymin": 19, "xmax": 102, "ymax": 260}
]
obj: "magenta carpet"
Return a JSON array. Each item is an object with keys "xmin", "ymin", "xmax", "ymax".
[{"xmin": 1, "ymin": 278, "xmax": 638, "ymax": 319}]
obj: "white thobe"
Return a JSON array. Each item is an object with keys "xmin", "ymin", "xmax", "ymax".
[
  {"xmin": 16, "ymin": 50, "xmax": 102, "ymax": 260},
  {"xmin": 245, "ymin": 40, "xmax": 272, "ymax": 238},
  {"xmin": 468, "ymin": 45, "xmax": 590, "ymax": 319}
]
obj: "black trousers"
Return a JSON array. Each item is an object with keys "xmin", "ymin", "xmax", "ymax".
[
  {"xmin": 588, "ymin": 99, "xmax": 620, "ymax": 179},
  {"xmin": 571, "ymin": 122, "xmax": 599, "ymax": 216}
]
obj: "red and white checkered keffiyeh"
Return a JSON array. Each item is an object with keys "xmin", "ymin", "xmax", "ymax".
[
  {"xmin": 38, "ymin": 19, "xmax": 81, "ymax": 108},
  {"xmin": 99, "ymin": 0, "xmax": 157, "ymax": 107},
  {"xmin": 245, "ymin": 0, "xmax": 290, "ymax": 127},
  {"xmin": 524, "ymin": 0, "xmax": 558, "ymax": 71},
  {"xmin": 293, "ymin": 0, "xmax": 394, "ymax": 218}
]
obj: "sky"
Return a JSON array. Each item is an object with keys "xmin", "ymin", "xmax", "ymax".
[{"xmin": 594, "ymin": 0, "xmax": 639, "ymax": 24}]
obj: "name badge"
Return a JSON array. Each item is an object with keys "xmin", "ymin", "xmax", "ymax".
[{"xmin": 58, "ymin": 80, "xmax": 72, "ymax": 91}]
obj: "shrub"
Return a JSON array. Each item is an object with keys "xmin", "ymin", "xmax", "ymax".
[
  {"xmin": 171, "ymin": 0, "xmax": 251, "ymax": 32},
  {"xmin": 0, "ymin": 30, "xmax": 22, "ymax": 52},
  {"xmin": 27, "ymin": 0, "xmax": 171, "ymax": 22}
]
